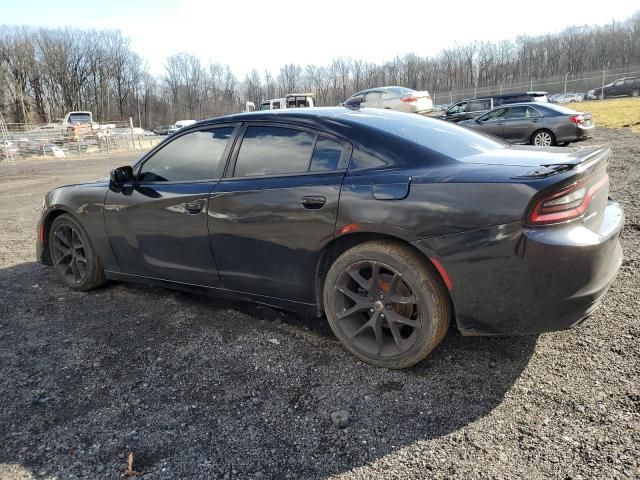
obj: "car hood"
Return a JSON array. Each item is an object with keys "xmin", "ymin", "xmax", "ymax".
[{"xmin": 461, "ymin": 145, "xmax": 607, "ymax": 167}]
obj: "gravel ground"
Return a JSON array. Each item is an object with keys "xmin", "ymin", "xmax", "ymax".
[{"xmin": 0, "ymin": 130, "xmax": 638, "ymax": 479}]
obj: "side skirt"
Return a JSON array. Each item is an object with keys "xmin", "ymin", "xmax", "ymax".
[{"xmin": 104, "ymin": 270, "xmax": 318, "ymax": 316}]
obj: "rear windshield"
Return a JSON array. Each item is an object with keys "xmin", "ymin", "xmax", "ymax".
[
  {"xmin": 389, "ymin": 87, "xmax": 416, "ymax": 95},
  {"xmin": 540, "ymin": 104, "xmax": 578, "ymax": 115},
  {"xmin": 68, "ymin": 113, "xmax": 91, "ymax": 124},
  {"xmin": 348, "ymin": 111, "xmax": 507, "ymax": 158}
]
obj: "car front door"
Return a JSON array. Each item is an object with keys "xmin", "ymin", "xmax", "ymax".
[
  {"xmin": 104, "ymin": 125, "xmax": 238, "ymax": 285},
  {"xmin": 208, "ymin": 123, "xmax": 350, "ymax": 303},
  {"xmin": 501, "ymin": 106, "xmax": 541, "ymax": 143},
  {"xmin": 473, "ymin": 107, "xmax": 508, "ymax": 137}
]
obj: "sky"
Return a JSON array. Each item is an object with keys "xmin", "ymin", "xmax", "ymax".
[{"xmin": 1, "ymin": 0, "xmax": 638, "ymax": 77}]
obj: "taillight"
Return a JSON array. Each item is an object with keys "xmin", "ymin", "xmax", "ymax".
[
  {"xmin": 528, "ymin": 174, "xmax": 609, "ymax": 225},
  {"xmin": 401, "ymin": 96, "xmax": 417, "ymax": 103},
  {"xmin": 569, "ymin": 115, "xmax": 585, "ymax": 124}
]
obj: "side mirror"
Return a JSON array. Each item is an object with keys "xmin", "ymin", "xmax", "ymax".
[{"xmin": 110, "ymin": 165, "xmax": 134, "ymax": 185}]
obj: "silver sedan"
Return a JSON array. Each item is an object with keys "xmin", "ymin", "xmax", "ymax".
[
  {"xmin": 343, "ymin": 86, "xmax": 433, "ymax": 114},
  {"xmin": 459, "ymin": 103, "xmax": 594, "ymax": 146}
]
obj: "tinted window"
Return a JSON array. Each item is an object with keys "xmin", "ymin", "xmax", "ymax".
[
  {"xmin": 138, "ymin": 127, "xmax": 233, "ymax": 182},
  {"xmin": 234, "ymin": 126, "xmax": 314, "ymax": 177},
  {"xmin": 346, "ymin": 110, "xmax": 506, "ymax": 159},
  {"xmin": 310, "ymin": 137, "xmax": 343, "ymax": 171}
]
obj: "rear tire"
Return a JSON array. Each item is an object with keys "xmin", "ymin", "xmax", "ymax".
[
  {"xmin": 49, "ymin": 214, "xmax": 106, "ymax": 291},
  {"xmin": 531, "ymin": 129, "xmax": 556, "ymax": 147},
  {"xmin": 323, "ymin": 241, "xmax": 451, "ymax": 369},
  {"xmin": 632, "ymin": 89, "xmax": 639, "ymax": 98}
]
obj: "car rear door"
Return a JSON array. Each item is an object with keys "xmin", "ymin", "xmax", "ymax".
[
  {"xmin": 501, "ymin": 106, "xmax": 541, "ymax": 143},
  {"xmin": 208, "ymin": 123, "xmax": 351, "ymax": 303},
  {"xmin": 104, "ymin": 125, "xmax": 238, "ymax": 286}
]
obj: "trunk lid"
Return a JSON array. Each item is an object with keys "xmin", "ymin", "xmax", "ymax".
[{"xmin": 462, "ymin": 144, "xmax": 607, "ymax": 169}]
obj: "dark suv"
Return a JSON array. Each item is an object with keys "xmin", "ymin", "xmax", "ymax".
[
  {"xmin": 440, "ymin": 92, "xmax": 548, "ymax": 122},
  {"xmin": 590, "ymin": 77, "xmax": 639, "ymax": 100}
]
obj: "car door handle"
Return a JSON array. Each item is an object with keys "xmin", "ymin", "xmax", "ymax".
[
  {"xmin": 532, "ymin": 119, "xmax": 539, "ymax": 123},
  {"xmin": 301, "ymin": 196, "xmax": 326, "ymax": 209},
  {"xmin": 184, "ymin": 200, "xmax": 205, "ymax": 214}
]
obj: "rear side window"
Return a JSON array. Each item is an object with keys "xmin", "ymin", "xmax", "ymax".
[
  {"xmin": 138, "ymin": 127, "xmax": 234, "ymax": 182},
  {"xmin": 233, "ymin": 127, "xmax": 344, "ymax": 177},
  {"xmin": 346, "ymin": 112, "xmax": 507, "ymax": 160},
  {"xmin": 234, "ymin": 126, "xmax": 314, "ymax": 177},
  {"xmin": 310, "ymin": 137, "xmax": 342, "ymax": 171}
]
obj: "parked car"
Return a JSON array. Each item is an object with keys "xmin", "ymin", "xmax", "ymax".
[
  {"xmin": 168, "ymin": 120, "xmax": 196, "ymax": 135},
  {"xmin": 37, "ymin": 108, "xmax": 623, "ymax": 369},
  {"xmin": 590, "ymin": 77, "xmax": 640, "ymax": 100},
  {"xmin": 343, "ymin": 87, "xmax": 433, "ymax": 114},
  {"xmin": 440, "ymin": 92, "xmax": 548, "ymax": 122},
  {"xmin": 153, "ymin": 125, "xmax": 172, "ymax": 135},
  {"xmin": 550, "ymin": 93, "xmax": 583, "ymax": 104},
  {"xmin": 259, "ymin": 93, "xmax": 315, "ymax": 110},
  {"xmin": 460, "ymin": 102, "xmax": 594, "ymax": 146}
]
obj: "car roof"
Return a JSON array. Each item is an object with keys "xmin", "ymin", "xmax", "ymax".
[
  {"xmin": 188, "ymin": 107, "xmax": 441, "ymax": 141},
  {"xmin": 350, "ymin": 86, "xmax": 414, "ymax": 96}
]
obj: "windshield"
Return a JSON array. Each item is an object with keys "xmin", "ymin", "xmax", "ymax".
[{"xmin": 348, "ymin": 111, "xmax": 507, "ymax": 159}]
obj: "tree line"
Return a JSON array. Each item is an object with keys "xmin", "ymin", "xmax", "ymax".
[{"xmin": 1, "ymin": 11, "xmax": 639, "ymax": 127}]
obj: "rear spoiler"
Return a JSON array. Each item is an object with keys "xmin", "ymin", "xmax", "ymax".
[{"xmin": 515, "ymin": 146, "xmax": 610, "ymax": 179}]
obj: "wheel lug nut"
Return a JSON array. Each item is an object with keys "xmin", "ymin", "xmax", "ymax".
[
  {"xmin": 369, "ymin": 308, "xmax": 374, "ymax": 313},
  {"xmin": 379, "ymin": 294, "xmax": 384, "ymax": 300},
  {"xmin": 380, "ymin": 314, "xmax": 385, "ymax": 319}
]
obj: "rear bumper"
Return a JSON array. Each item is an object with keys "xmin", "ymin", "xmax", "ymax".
[
  {"xmin": 411, "ymin": 200, "xmax": 624, "ymax": 336},
  {"xmin": 558, "ymin": 124, "xmax": 594, "ymax": 143}
]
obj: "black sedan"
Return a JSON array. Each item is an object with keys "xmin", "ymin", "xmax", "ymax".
[
  {"xmin": 37, "ymin": 108, "xmax": 623, "ymax": 369},
  {"xmin": 460, "ymin": 102, "xmax": 594, "ymax": 146}
]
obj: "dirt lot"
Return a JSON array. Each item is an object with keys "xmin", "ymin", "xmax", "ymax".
[{"xmin": 0, "ymin": 129, "xmax": 638, "ymax": 479}]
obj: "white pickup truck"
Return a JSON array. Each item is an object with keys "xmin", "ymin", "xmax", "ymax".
[{"xmin": 259, "ymin": 93, "xmax": 315, "ymax": 110}]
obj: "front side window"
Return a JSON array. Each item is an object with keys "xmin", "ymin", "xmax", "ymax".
[
  {"xmin": 138, "ymin": 127, "xmax": 234, "ymax": 182},
  {"xmin": 234, "ymin": 126, "xmax": 315, "ymax": 177},
  {"xmin": 447, "ymin": 102, "xmax": 467, "ymax": 114}
]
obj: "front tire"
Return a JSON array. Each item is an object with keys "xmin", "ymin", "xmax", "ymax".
[
  {"xmin": 632, "ymin": 89, "xmax": 639, "ymax": 98},
  {"xmin": 531, "ymin": 129, "xmax": 556, "ymax": 147},
  {"xmin": 49, "ymin": 214, "xmax": 106, "ymax": 291},
  {"xmin": 323, "ymin": 241, "xmax": 451, "ymax": 369}
]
